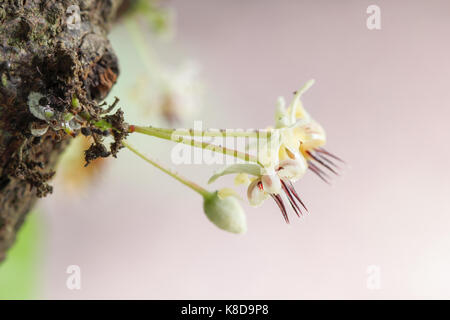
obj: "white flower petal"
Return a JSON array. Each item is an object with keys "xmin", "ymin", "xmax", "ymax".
[
  {"xmin": 277, "ymin": 157, "xmax": 308, "ymax": 181},
  {"xmin": 257, "ymin": 131, "xmax": 281, "ymax": 169},
  {"xmin": 280, "ymin": 128, "xmax": 300, "ymax": 155},
  {"xmin": 208, "ymin": 163, "xmax": 261, "ymax": 184},
  {"xmin": 234, "ymin": 173, "xmax": 251, "ymax": 186},
  {"xmin": 247, "ymin": 179, "xmax": 269, "ymax": 207},
  {"xmin": 288, "ymin": 79, "xmax": 315, "ymax": 124},
  {"xmin": 261, "ymin": 174, "xmax": 282, "ymax": 195},
  {"xmin": 275, "ymin": 96, "xmax": 290, "ymax": 128}
]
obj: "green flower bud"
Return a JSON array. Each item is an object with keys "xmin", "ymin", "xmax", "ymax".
[
  {"xmin": 71, "ymin": 95, "xmax": 81, "ymax": 110},
  {"xmin": 203, "ymin": 191, "xmax": 247, "ymax": 234},
  {"xmin": 64, "ymin": 112, "xmax": 75, "ymax": 122}
]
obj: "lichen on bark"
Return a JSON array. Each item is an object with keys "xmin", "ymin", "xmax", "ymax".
[{"xmin": 0, "ymin": 0, "xmax": 125, "ymax": 262}]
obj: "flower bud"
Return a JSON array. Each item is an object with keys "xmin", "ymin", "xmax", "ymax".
[
  {"xmin": 29, "ymin": 122, "xmax": 49, "ymax": 137},
  {"xmin": 203, "ymin": 191, "xmax": 247, "ymax": 234}
]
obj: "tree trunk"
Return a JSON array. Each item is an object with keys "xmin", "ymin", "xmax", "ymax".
[{"xmin": 0, "ymin": 0, "xmax": 125, "ymax": 262}]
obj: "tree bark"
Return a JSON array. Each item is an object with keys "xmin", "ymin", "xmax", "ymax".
[{"xmin": 0, "ymin": 0, "xmax": 125, "ymax": 262}]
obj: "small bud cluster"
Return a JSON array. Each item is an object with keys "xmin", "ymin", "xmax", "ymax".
[{"xmin": 28, "ymin": 92, "xmax": 83, "ymax": 137}]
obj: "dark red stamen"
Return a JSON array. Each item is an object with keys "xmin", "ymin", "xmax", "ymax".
[
  {"xmin": 281, "ymin": 180, "xmax": 302, "ymax": 217},
  {"xmin": 316, "ymin": 151, "xmax": 340, "ymax": 169},
  {"xmin": 271, "ymin": 194, "xmax": 289, "ymax": 223},
  {"xmin": 306, "ymin": 151, "xmax": 339, "ymax": 176},
  {"xmin": 316, "ymin": 148, "xmax": 345, "ymax": 163},
  {"xmin": 258, "ymin": 181, "xmax": 264, "ymax": 191},
  {"xmin": 287, "ymin": 181, "xmax": 308, "ymax": 212},
  {"xmin": 308, "ymin": 162, "xmax": 331, "ymax": 184}
]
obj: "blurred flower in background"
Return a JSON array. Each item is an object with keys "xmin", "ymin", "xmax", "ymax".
[
  {"xmin": 56, "ymin": 136, "xmax": 108, "ymax": 193},
  {"xmin": 129, "ymin": 59, "xmax": 203, "ymax": 124},
  {"xmin": 56, "ymin": 0, "xmax": 204, "ymax": 193}
]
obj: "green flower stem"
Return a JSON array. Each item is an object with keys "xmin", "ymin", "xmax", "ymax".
[
  {"xmin": 122, "ymin": 140, "xmax": 211, "ymax": 198},
  {"xmin": 135, "ymin": 126, "xmax": 273, "ymax": 139},
  {"xmin": 131, "ymin": 125, "xmax": 260, "ymax": 163}
]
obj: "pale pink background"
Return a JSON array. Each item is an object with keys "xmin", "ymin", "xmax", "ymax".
[{"xmin": 39, "ymin": 0, "xmax": 450, "ymax": 299}]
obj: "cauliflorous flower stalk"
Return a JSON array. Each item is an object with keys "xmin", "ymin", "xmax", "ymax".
[
  {"xmin": 72, "ymin": 80, "xmax": 341, "ymax": 230},
  {"xmin": 122, "ymin": 80, "xmax": 343, "ymax": 224}
]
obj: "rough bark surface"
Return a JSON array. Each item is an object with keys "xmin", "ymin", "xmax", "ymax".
[{"xmin": 0, "ymin": 0, "xmax": 124, "ymax": 262}]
